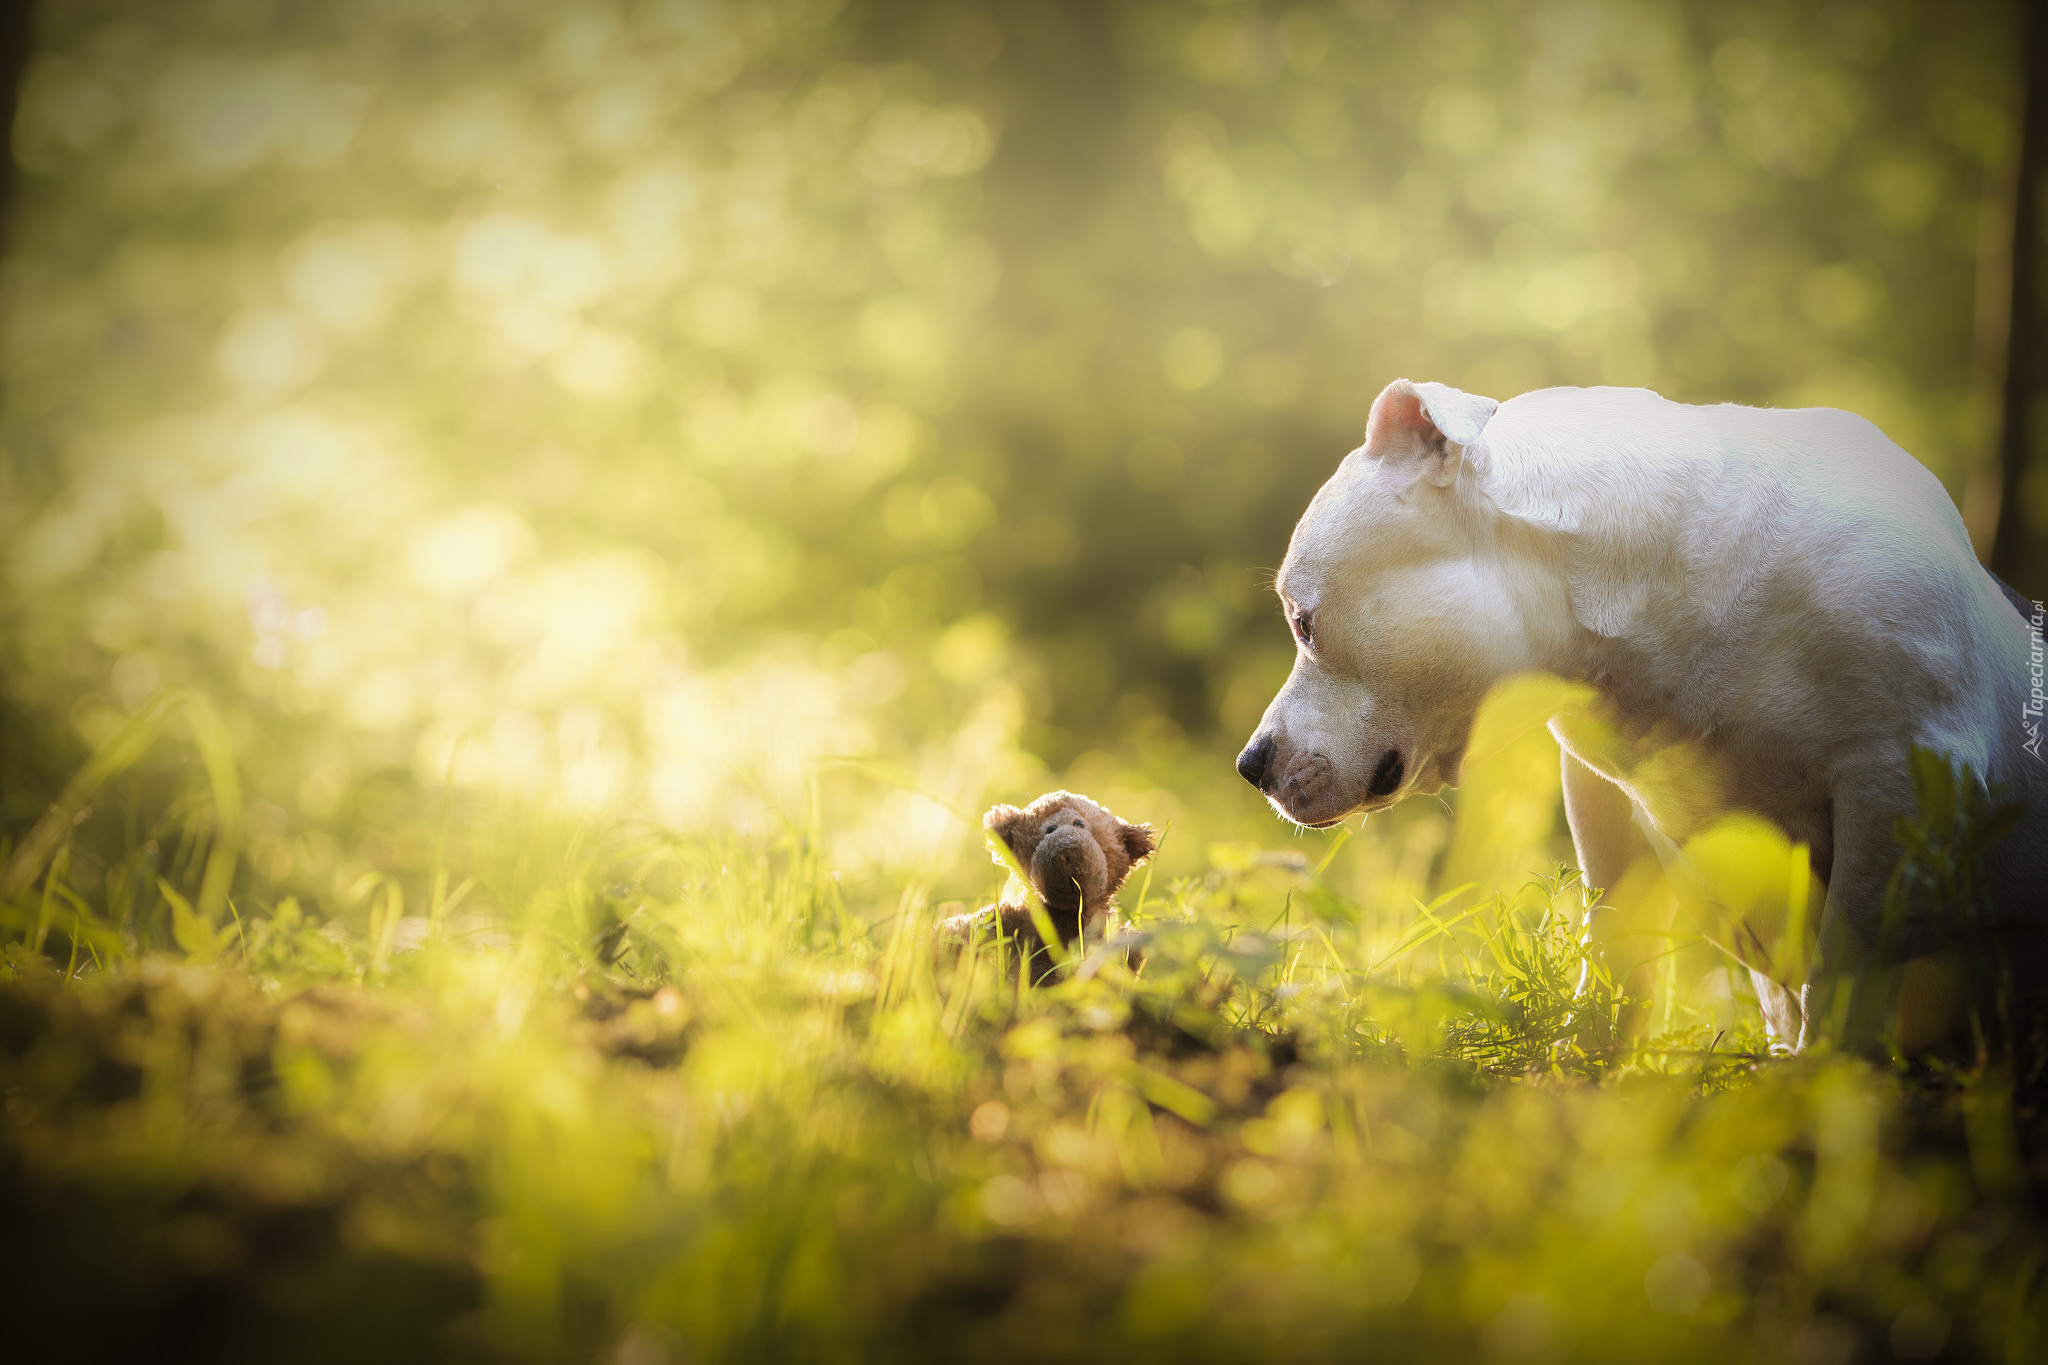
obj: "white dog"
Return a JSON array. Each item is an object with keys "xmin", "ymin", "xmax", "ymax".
[{"xmin": 1238, "ymin": 379, "xmax": 2048, "ymax": 1051}]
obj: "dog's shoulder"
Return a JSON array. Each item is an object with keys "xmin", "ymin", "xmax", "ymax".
[
  {"xmin": 1474, "ymin": 387, "xmax": 1952, "ymax": 642},
  {"xmin": 1472, "ymin": 385, "xmax": 1721, "ymax": 575}
]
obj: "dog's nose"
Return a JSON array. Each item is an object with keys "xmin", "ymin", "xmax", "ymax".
[{"xmin": 1236, "ymin": 734, "xmax": 1276, "ymax": 792}]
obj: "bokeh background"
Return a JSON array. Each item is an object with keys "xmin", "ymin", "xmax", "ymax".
[{"xmin": 0, "ymin": 0, "xmax": 2039, "ymax": 912}]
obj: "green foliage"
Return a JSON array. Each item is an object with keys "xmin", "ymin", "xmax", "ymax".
[
  {"xmin": 5, "ymin": 800, "xmax": 2047, "ymax": 1362},
  {"xmin": 1435, "ymin": 871, "xmax": 1630, "ymax": 1075},
  {"xmin": 1862, "ymin": 747, "xmax": 2031, "ymax": 1059},
  {"xmin": 1885, "ymin": 746, "xmax": 2026, "ymax": 947}
]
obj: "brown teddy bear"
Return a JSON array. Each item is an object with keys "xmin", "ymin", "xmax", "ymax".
[{"xmin": 939, "ymin": 790, "xmax": 1157, "ymax": 980}]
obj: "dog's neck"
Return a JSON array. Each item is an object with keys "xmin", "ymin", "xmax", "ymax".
[
  {"xmin": 1458, "ymin": 487, "xmax": 1594, "ymax": 680},
  {"xmin": 1442, "ymin": 474, "xmax": 1724, "ymax": 803}
]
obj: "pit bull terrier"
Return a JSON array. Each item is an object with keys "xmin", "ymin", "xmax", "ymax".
[{"xmin": 1237, "ymin": 379, "xmax": 2048, "ymax": 1051}]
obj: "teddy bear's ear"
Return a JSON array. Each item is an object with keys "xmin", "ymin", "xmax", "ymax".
[
  {"xmin": 1120, "ymin": 821, "xmax": 1157, "ymax": 865},
  {"xmin": 983, "ymin": 804, "xmax": 1030, "ymax": 852}
]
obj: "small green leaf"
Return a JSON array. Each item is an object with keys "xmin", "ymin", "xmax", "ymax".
[{"xmin": 159, "ymin": 878, "xmax": 217, "ymax": 962}]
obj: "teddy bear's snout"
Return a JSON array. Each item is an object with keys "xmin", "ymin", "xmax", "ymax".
[{"xmin": 1032, "ymin": 828, "xmax": 1105, "ymax": 909}]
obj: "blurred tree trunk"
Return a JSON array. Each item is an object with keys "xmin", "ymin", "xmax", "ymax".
[
  {"xmin": 0, "ymin": 0, "xmax": 28, "ymax": 256},
  {"xmin": 1991, "ymin": 0, "xmax": 2048, "ymax": 586},
  {"xmin": 0, "ymin": 1, "xmax": 40, "ymax": 824}
]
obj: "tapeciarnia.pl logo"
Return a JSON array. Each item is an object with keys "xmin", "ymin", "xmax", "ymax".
[{"xmin": 2027, "ymin": 599, "xmax": 2046, "ymax": 760}]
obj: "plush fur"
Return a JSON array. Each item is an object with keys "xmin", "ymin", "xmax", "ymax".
[
  {"xmin": 939, "ymin": 791, "xmax": 1157, "ymax": 980},
  {"xmin": 1238, "ymin": 378, "xmax": 2048, "ymax": 1052}
]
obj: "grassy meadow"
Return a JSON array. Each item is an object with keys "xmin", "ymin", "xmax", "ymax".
[
  {"xmin": 4, "ymin": 1, "xmax": 2048, "ymax": 1360},
  {"xmin": 8, "ymin": 687, "xmax": 2048, "ymax": 1362}
]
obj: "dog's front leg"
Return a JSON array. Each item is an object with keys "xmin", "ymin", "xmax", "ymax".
[
  {"xmin": 1799, "ymin": 775, "xmax": 1916, "ymax": 1053},
  {"xmin": 1561, "ymin": 751, "xmax": 1673, "ymax": 1040}
]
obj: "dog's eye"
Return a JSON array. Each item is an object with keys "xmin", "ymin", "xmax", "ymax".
[{"xmin": 1293, "ymin": 610, "xmax": 1315, "ymax": 647}]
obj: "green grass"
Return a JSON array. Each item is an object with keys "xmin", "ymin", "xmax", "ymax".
[{"xmin": 4, "ymin": 786, "xmax": 2045, "ymax": 1364}]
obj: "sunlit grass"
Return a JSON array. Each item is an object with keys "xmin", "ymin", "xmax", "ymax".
[{"xmin": 5, "ymin": 743, "xmax": 2044, "ymax": 1361}]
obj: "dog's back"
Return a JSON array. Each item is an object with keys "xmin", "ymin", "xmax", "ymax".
[
  {"xmin": 1481, "ymin": 388, "xmax": 2048, "ymax": 1016},
  {"xmin": 1478, "ymin": 389, "xmax": 2034, "ymax": 776}
]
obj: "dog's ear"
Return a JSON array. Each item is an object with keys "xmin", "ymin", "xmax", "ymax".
[{"xmin": 1365, "ymin": 379, "xmax": 1497, "ymax": 489}]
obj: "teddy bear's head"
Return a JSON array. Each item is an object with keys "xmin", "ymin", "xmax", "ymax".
[{"xmin": 984, "ymin": 790, "xmax": 1156, "ymax": 941}]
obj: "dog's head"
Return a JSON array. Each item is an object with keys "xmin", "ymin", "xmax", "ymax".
[{"xmin": 1237, "ymin": 378, "xmax": 1534, "ymax": 828}]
